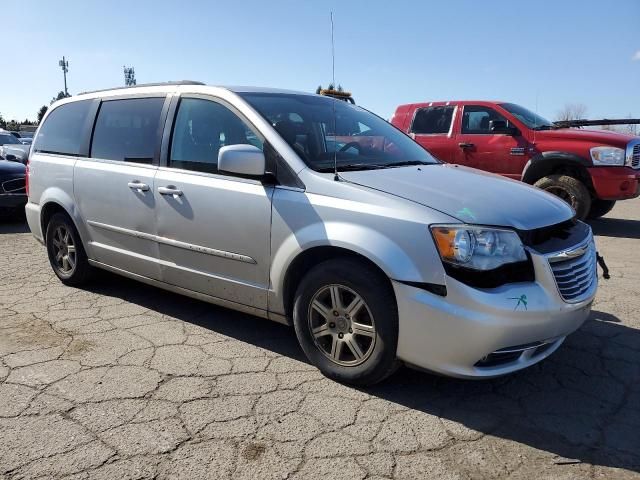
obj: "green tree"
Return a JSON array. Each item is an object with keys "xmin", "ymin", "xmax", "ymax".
[
  {"xmin": 50, "ymin": 91, "xmax": 70, "ymax": 105},
  {"xmin": 316, "ymin": 85, "xmax": 322, "ymax": 94},
  {"xmin": 0, "ymin": 112, "xmax": 5, "ymax": 129},
  {"xmin": 37, "ymin": 105, "xmax": 48, "ymax": 123}
]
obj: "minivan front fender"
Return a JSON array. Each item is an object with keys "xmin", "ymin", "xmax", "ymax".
[{"xmin": 269, "ymin": 220, "xmax": 445, "ymax": 316}]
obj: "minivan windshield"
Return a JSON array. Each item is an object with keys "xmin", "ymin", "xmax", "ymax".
[
  {"xmin": 240, "ymin": 93, "xmax": 438, "ymax": 172},
  {"xmin": 500, "ymin": 103, "xmax": 556, "ymax": 130}
]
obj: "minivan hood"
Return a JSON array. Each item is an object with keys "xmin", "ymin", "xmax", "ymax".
[
  {"xmin": 340, "ymin": 164, "xmax": 574, "ymax": 230},
  {"xmin": 537, "ymin": 127, "xmax": 635, "ymax": 148}
]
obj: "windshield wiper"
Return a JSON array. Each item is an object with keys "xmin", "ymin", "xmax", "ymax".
[
  {"xmin": 382, "ymin": 160, "xmax": 435, "ymax": 168},
  {"xmin": 532, "ymin": 125, "xmax": 557, "ymax": 131},
  {"xmin": 317, "ymin": 163, "xmax": 391, "ymax": 172}
]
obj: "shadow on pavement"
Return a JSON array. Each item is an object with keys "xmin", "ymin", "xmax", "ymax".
[
  {"xmin": 87, "ymin": 273, "xmax": 640, "ymax": 473},
  {"xmin": 0, "ymin": 219, "xmax": 29, "ymax": 234},
  {"xmin": 590, "ymin": 217, "xmax": 640, "ymax": 240}
]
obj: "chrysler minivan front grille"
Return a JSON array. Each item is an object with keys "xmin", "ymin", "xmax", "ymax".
[{"xmin": 548, "ymin": 240, "xmax": 597, "ymax": 302}]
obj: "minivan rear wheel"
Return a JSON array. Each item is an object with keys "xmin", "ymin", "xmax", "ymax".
[
  {"xmin": 45, "ymin": 213, "xmax": 92, "ymax": 286},
  {"xmin": 534, "ymin": 174, "xmax": 591, "ymax": 220},
  {"xmin": 292, "ymin": 259, "xmax": 399, "ymax": 386}
]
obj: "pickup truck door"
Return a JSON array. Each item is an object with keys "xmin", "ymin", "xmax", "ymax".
[
  {"xmin": 453, "ymin": 105, "xmax": 529, "ymax": 178},
  {"xmin": 408, "ymin": 105, "xmax": 457, "ymax": 163}
]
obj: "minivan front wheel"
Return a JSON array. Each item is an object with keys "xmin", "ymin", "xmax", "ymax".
[
  {"xmin": 293, "ymin": 259, "xmax": 398, "ymax": 386},
  {"xmin": 46, "ymin": 213, "xmax": 92, "ymax": 286}
]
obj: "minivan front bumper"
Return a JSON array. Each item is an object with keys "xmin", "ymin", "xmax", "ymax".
[{"xmin": 394, "ymin": 250, "xmax": 595, "ymax": 378}]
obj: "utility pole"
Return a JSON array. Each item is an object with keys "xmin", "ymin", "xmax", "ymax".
[
  {"xmin": 58, "ymin": 56, "xmax": 69, "ymax": 96},
  {"xmin": 123, "ymin": 66, "xmax": 136, "ymax": 86}
]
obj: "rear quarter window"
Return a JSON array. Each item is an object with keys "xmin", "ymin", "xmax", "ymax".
[
  {"xmin": 411, "ymin": 106, "xmax": 454, "ymax": 134},
  {"xmin": 33, "ymin": 100, "xmax": 93, "ymax": 156}
]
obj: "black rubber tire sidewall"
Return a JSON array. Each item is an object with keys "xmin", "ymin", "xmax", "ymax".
[
  {"xmin": 534, "ymin": 174, "xmax": 592, "ymax": 220},
  {"xmin": 587, "ymin": 199, "xmax": 616, "ymax": 219},
  {"xmin": 45, "ymin": 212, "xmax": 92, "ymax": 286},
  {"xmin": 292, "ymin": 258, "xmax": 398, "ymax": 386}
]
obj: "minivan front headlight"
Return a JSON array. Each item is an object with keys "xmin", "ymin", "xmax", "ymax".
[
  {"xmin": 590, "ymin": 146, "xmax": 625, "ymax": 166},
  {"xmin": 431, "ymin": 225, "xmax": 527, "ymax": 271}
]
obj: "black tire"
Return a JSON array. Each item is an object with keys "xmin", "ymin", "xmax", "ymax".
[
  {"xmin": 292, "ymin": 258, "xmax": 399, "ymax": 386},
  {"xmin": 587, "ymin": 199, "xmax": 616, "ymax": 219},
  {"xmin": 534, "ymin": 174, "xmax": 592, "ymax": 220},
  {"xmin": 45, "ymin": 212, "xmax": 93, "ymax": 286}
]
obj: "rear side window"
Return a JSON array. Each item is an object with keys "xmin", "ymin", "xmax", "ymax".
[
  {"xmin": 91, "ymin": 97, "xmax": 165, "ymax": 163},
  {"xmin": 411, "ymin": 106, "xmax": 454, "ymax": 134},
  {"xmin": 33, "ymin": 100, "xmax": 93, "ymax": 156}
]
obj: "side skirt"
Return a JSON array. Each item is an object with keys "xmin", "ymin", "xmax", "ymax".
[{"xmin": 88, "ymin": 259, "xmax": 289, "ymax": 326}]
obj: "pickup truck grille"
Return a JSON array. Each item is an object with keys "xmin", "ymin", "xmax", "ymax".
[
  {"xmin": 548, "ymin": 240, "xmax": 597, "ymax": 302},
  {"xmin": 632, "ymin": 144, "xmax": 640, "ymax": 168}
]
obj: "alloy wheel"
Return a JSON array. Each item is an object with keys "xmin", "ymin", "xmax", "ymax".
[
  {"xmin": 51, "ymin": 225, "xmax": 76, "ymax": 274},
  {"xmin": 307, "ymin": 284, "xmax": 376, "ymax": 366}
]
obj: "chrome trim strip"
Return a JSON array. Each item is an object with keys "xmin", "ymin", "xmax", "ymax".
[
  {"xmin": 87, "ymin": 220, "xmax": 257, "ymax": 264},
  {"xmin": 544, "ymin": 231, "xmax": 593, "ymax": 263}
]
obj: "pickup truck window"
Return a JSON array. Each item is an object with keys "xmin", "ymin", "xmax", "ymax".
[
  {"xmin": 461, "ymin": 106, "xmax": 509, "ymax": 134},
  {"xmin": 500, "ymin": 103, "xmax": 554, "ymax": 130},
  {"xmin": 410, "ymin": 106, "xmax": 454, "ymax": 134}
]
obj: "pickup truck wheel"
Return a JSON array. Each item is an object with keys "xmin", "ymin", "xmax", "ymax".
[
  {"xmin": 534, "ymin": 174, "xmax": 591, "ymax": 220},
  {"xmin": 587, "ymin": 199, "xmax": 616, "ymax": 219},
  {"xmin": 45, "ymin": 213, "xmax": 93, "ymax": 286},
  {"xmin": 292, "ymin": 258, "xmax": 399, "ymax": 386}
]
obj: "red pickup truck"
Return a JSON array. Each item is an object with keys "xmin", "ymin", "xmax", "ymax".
[{"xmin": 391, "ymin": 101, "xmax": 640, "ymax": 219}]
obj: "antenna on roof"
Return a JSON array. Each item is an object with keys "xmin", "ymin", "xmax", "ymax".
[{"xmin": 331, "ymin": 11, "xmax": 339, "ymax": 181}]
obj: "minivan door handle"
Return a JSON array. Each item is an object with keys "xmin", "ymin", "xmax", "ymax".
[
  {"xmin": 158, "ymin": 186, "xmax": 183, "ymax": 197},
  {"xmin": 128, "ymin": 181, "xmax": 150, "ymax": 192}
]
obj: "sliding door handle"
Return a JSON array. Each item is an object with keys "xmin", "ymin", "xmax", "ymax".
[
  {"xmin": 158, "ymin": 186, "xmax": 183, "ymax": 196},
  {"xmin": 128, "ymin": 181, "xmax": 149, "ymax": 192}
]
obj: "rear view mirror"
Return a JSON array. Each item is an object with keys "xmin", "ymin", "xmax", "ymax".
[
  {"xmin": 218, "ymin": 144, "xmax": 266, "ymax": 177},
  {"xmin": 490, "ymin": 120, "xmax": 519, "ymax": 136}
]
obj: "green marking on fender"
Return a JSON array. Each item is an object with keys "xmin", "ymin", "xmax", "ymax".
[
  {"xmin": 509, "ymin": 294, "xmax": 528, "ymax": 311},
  {"xmin": 456, "ymin": 207, "xmax": 477, "ymax": 221}
]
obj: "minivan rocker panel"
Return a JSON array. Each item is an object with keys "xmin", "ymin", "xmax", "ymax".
[{"xmin": 26, "ymin": 83, "xmax": 597, "ymax": 385}]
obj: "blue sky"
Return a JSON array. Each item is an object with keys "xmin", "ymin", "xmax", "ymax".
[{"xmin": 3, "ymin": 0, "xmax": 639, "ymax": 122}]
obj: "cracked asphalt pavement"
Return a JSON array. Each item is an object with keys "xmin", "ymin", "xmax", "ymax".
[{"xmin": 0, "ymin": 199, "xmax": 639, "ymax": 480}]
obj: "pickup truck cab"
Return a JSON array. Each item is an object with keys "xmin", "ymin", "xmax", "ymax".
[{"xmin": 391, "ymin": 101, "xmax": 640, "ymax": 219}]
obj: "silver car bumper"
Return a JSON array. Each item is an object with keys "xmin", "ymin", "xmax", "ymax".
[
  {"xmin": 25, "ymin": 202, "xmax": 44, "ymax": 244},
  {"xmin": 394, "ymin": 248, "xmax": 596, "ymax": 378}
]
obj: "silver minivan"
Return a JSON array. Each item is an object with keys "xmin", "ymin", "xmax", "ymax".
[{"xmin": 26, "ymin": 82, "xmax": 597, "ymax": 385}]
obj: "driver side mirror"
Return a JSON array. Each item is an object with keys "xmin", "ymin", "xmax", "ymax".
[
  {"xmin": 490, "ymin": 120, "xmax": 519, "ymax": 136},
  {"xmin": 218, "ymin": 144, "xmax": 266, "ymax": 177}
]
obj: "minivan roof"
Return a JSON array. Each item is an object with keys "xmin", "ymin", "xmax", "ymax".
[{"xmin": 76, "ymin": 82, "xmax": 314, "ymax": 98}]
